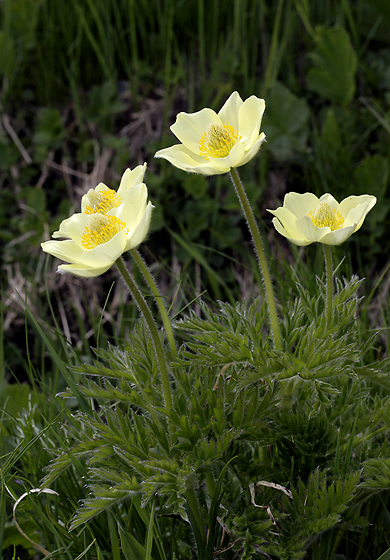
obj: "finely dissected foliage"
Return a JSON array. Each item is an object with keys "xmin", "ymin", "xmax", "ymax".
[{"xmin": 35, "ymin": 274, "xmax": 390, "ymax": 559}]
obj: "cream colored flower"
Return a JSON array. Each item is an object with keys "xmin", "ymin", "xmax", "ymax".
[
  {"xmin": 155, "ymin": 92, "xmax": 266, "ymax": 175},
  {"xmin": 268, "ymin": 192, "xmax": 376, "ymax": 246},
  {"xmin": 41, "ymin": 167, "xmax": 152, "ymax": 277},
  {"xmin": 52, "ymin": 164, "xmax": 147, "ymax": 239}
]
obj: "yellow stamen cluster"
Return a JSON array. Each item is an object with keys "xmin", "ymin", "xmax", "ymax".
[
  {"xmin": 81, "ymin": 214, "xmax": 128, "ymax": 249},
  {"xmin": 308, "ymin": 202, "xmax": 345, "ymax": 231},
  {"xmin": 84, "ymin": 188, "xmax": 121, "ymax": 214},
  {"xmin": 199, "ymin": 122, "xmax": 241, "ymax": 160}
]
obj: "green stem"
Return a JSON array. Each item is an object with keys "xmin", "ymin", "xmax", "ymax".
[
  {"xmin": 115, "ymin": 256, "xmax": 172, "ymax": 412},
  {"xmin": 130, "ymin": 248, "xmax": 177, "ymax": 356},
  {"xmin": 348, "ymin": 425, "xmax": 390, "ymax": 449},
  {"xmin": 264, "ymin": 0, "xmax": 284, "ymax": 92},
  {"xmin": 229, "ymin": 168, "xmax": 282, "ymax": 351},
  {"xmin": 323, "ymin": 245, "xmax": 333, "ymax": 329},
  {"xmin": 184, "ymin": 486, "xmax": 204, "ymax": 548},
  {"xmin": 205, "ymin": 471, "xmax": 216, "ymax": 500}
]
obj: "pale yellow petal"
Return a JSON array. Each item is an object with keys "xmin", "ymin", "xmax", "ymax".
[
  {"xmin": 283, "ymin": 192, "xmax": 320, "ymax": 218},
  {"xmin": 317, "ymin": 193, "xmax": 339, "ymax": 211},
  {"xmin": 339, "ymin": 195, "xmax": 376, "ymax": 227},
  {"xmin": 237, "ymin": 134, "xmax": 266, "ymax": 167},
  {"xmin": 155, "ymin": 144, "xmax": 227, "ymax": 175},
  {"xmin": 52, "ymin": 215, "xmax": 74, "ymax": 239},
  {"xmin": 238, "ymin": 96, "xmax": 265, "ymax": 146},
  {"xmin": 119, "ymin": 184, "xmax": 148, "ymax": 225},
  {"xmin": 155, "ymin": 144, "xmax": 204, "ymax": 166},
  {"xmin": 46, "ymin": 213, "xmax": 129, "ymax": 266},
  {"xmin": 268, "ymin": 207, "xmax": 305, "ymax": 238},
  {"xmin": 117, "ymin": 164, "xmax": 147, "ymax": 198},
  {"xmin": 41, "ymin": 239, "xmax": 85, "ymax": 262},
  {"xmin": 124, "ymin": 201, "xmax": 153, "ymax": 250},
  {"xmin": 272, "ymin": 217, "xmax": 311, "ymax": 246},
  {"xmin": 295, "ymin": 215, "xmax": 331, "ymax": 243},
  {"xmin": 81, "ymin": 183, "xmax": 108, "ymax": 212},
  {"xmin": 170, "ymin": 108, "xmax": 220, "ymax": 153},
  {"xmin": 318, "ymin": 225, "xmax": 357, "ymax": 245},
  {"xmin": 58, "ymin": 263, "xmax": 112, "ymax": 277},
  {"xmin": 64, "ymin": 213, "xmax": 91, "ymax": 247},
  {"xmin": 208, "ymin": 141, "xmax": 245, "ymax": 171},
  {"xmin": 347, "ymin": 197, "xmax": 376, "ymax": 231},
  {"xmin": 81, "ymin": 230, "xmax": 127, "ymax": 265},
  {"xmin": 42, "ymin": 232, "xmax": 127, "ymax": 268},
  {"xmin": 218, "ymin": 91, "xmax": 243, "ymax": 129}
]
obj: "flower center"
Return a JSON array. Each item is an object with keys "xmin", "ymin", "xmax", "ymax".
[
  {"xmin": 84, "ymin": 188, "xmax": 121, "ymax": 214},
  {"xmin": 80, "ymin": 214, "xmax": 128, "ymax": 249},
  {"xmin": 199, "ymin": 122, "xmax": 242, "ymax": 159},
  {"xmin": 308, "ymin": 202, "xmax": 345, "ymax": 231}
]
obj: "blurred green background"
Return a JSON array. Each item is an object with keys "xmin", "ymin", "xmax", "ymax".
[{"xmin": 1, "ymin": 0, "xmax": 390, "ymax": 376}]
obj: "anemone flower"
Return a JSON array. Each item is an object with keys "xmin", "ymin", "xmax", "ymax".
[
  {"xmin": 155, "ymin": 91, "xmax": 266, "ymax": 175},
  {"xmin": 42, "ymin": 168, "xmax": 152, "ymax": 277},
  {"xmin": 268, "ymin": 193, "xmax": 376, "ymax": 246}
]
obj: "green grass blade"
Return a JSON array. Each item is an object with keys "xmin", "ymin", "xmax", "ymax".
[
  {"xmin": 168, "ymin": 227, "xmax": 235, "ymax": 305},
  {"xmin": 16, "ymin": 291, "xmax": 92, "ymax": 415},
  {"xmin": 145, "ymin": 503, "xmax": 154, "ymax": 560},
  {"xmin": 376, "ymin": 548, "xmax": 390, "ymax": 560}
]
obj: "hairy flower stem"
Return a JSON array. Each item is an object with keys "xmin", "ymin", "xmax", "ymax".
[
  {"xmin": 229, "ymin": 168, "xmax": 282, "ymax": 351},
  {"xmin": 324, "ymin": 245, "xmax": 333, "ymax": 329},
  {"xmin": 115, "ymin": 256, "xmax": 173, "ymax": 413},
  {"xmin": 130, "ymin": 248, "xmax": 177, "ymax": 356}
]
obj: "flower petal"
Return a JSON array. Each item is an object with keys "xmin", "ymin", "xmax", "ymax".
[
  {"xmin": 52, "ymin": 216, "xmax": 74, "ymax": 239},
  {"xmin": 42, "ymin": 239, "xmax": 85, "ymax": 262},
  {"xmin": 317, "ymin": 193, "xmax": 340, "ymax": 211},
  {"xmin": 42, "ymin": 231, "xmax": 128, "ymax": 268},
  {"xmin": 238, "ymin": 96, "xmax": 266, "ymax": 146},
  {"xmin": 155, "ymin": 144, "xmax": 227, "ymax": 175},
  {"xmin": 295, "ymin": 215, "xmax": 331, "ymax": 243},
  {"xmin": 63, "ymin": 213, "xmax": 91, "ymax": 247},
  {"xmin": 339, "ymin": 195, "xmax": 377, "ymax": 229},
  {"xmin": 318, "ymin": 225, "xmax": 357, "ymax": 245},
  {"xmin": 81, "ymin": 230, "xmax": 127, "ymax": 265},
  {"xmin": 237, "ymin": 133, "xmax": 266, "ymax": 167},
  {"xmin": 81, "ymin": 183, "xmax": 108, "ymax": 212},
  {"xmin": 208, "ymin": 141, "xmax": 245, "ymax": 171},
  {"xmin": 283, "ymin": 192, "xmax": 320, "ymax": 218},
  {"xmin": 58, "ymin": 263, "xmax": 112, "ymax": 277},
  {"xmin": 119, "ymin": 183, "xmax": 148, "ymax": 225},
  {"xmin": 218, "ymin": 91, "xmax": 243, "ymax": 129},
  {"xmin": 268, "ymin": 207, "xmax": 306, "ymax": 239},
  {"xmin": 271, "ymin": 217, "xmax": 311, "ymax": 246},
  {"xmin": 117, "ymin": 164, "xmax": 147, "ymax": 198},
  {"xmin": 170, "ymin": 108, "xmax": 220, "ymax": 153},
  {"xmin": 125, "ymin": 201, "xmax": 153, "ymax": 250}
]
